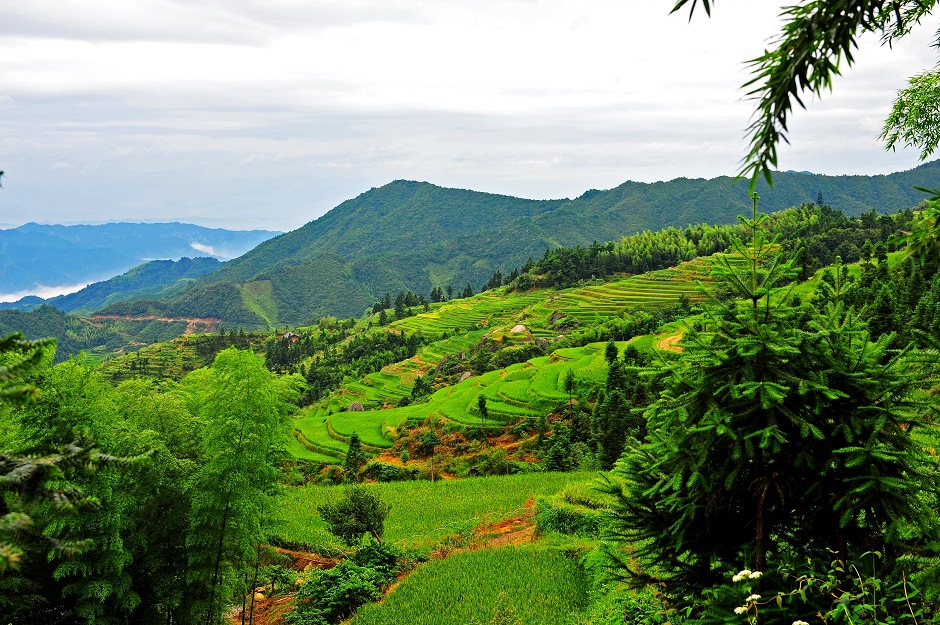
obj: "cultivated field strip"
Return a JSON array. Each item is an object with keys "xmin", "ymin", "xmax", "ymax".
[
  {"xmin": 349, "ymin": 547, "xmax": 588, "ymax": 625},
  {"xmin": 275, "ymin": 472, "xmax": 599, "ymax": 547}
]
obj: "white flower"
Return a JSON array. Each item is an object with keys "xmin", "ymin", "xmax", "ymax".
[
  {"xmin": 746, "ymin": 594, "xmax": 761, "ymax": 602},
  {"xmin": 749, "ymin": 571, "xmax": 763, "ymax": 579},
  {"xmin": 734, "ymin": 607, "xmax": 748, "ymax": 615},
  {"xmin": 792, "ymin": 620, "xmax": 810, "ymax": 625},
  {"xmin": 732, "ymin": 569, "xmax": 753, "ymax": 582}
]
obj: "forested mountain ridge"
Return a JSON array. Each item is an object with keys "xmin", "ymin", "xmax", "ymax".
[
  {"xmin": 0, "ymin": 257, "xmax": 223, "ymax": 314},
  {"xmin": 9, "ymin": 163, "xmax": 931, "ymax": 323},
  {"xmin": 101, "ymin": 162, "xmax": 938, "ymax": 327},
  {"xmin": 532, "ymin": 161, "xmax": 940, "ymax": 243},
  {"xmin": 5, "ymin": 200, "xmax": 903, "ymax": 364},
  {"xmin": 203, "ymin": 162, "xmax": 939, "ymax": 290}
]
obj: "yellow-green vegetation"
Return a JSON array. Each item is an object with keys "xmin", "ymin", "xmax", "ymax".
[
  {"xmin": 394, "ymin": 262, "xmax": 707, "ymax": 341},
  {"xmin": 98, "ymin": 336, "xmax": 207, "ymax": 382},
  {"xmin": 98, "ymin": 329, "xmax": 266, "ymax": 383},
  {"xmin": 274, "ymin": 472, "xmax": 597, "ymax": 548},
  {"xmin": 294, "ymin": 338, "xmax": 627, "ymax": 462},
  {"xmin": 349, "ymin": 546, "xmax": 588, "ymax": 625},
  {"xmin": 237, "ymin": 279, "xmax": 278, "ymax": 328}
]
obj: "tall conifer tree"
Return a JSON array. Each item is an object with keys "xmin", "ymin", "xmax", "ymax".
[{"xmin": 603, "ymin": 196, "xmax": 940, "ymax": 619}]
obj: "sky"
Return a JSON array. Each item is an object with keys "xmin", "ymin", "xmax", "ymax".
[{"xmin": 1, "ymin": 0, "xmax": 937, "ymax": 232}]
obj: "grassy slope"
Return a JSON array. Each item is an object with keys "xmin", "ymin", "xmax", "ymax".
[
  {"xmin": 350, "ymin": 546, "xmax": 588, "ymax": 625},
  {"xmin": 274, "ymin": 472, "xmax": 598, "ymax": 548}
]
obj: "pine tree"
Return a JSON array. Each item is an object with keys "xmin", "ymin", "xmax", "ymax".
[
  {"xmin": 562, "ymin": 368, "xmax": 576, "ymax": 408},
  {"xmin": 604, "ymin": 339, "xmax": 618, "ymax": 364},
  {"xmin": 477, "ymin": 394, "xmax": 488, "ymax": 428},
  {"xmin": 593, "ymin": 390, "xmax": 630, "ymax": 470},
  {"xmin": 602, "ymin": 195, "xmax": 940, "ymax": 615},
  {"xmin": 544, "ymin": 424, "xmax": 573, "ymax": 472},
  {"xmin": 344, "ymin": 432, "xmax": 367, "ymax": 481}
]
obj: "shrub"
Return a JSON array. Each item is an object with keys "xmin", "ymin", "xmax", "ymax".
[
  {"xmin": 534, "ymin": 497, "xmax": 604, "ymax": 537},
  {"xmin": 288, "ymin": 561, "xmax": 384, "ymax": 625},
  {"xmin": 362, "ymin": 462, "xmax": 419, "ymax": 483},
  {"xmin": 318, "ymin": 487, "xmax": 391, "ymax": 546},
  {"xmin": 318, "ymin": 464, "xmax": 346, "ymax": 485},
  {"xmin": 351, "ymin": 541, "xmax": 400, "ymax": 584},
  {"xmin": 470, "ymin": 448, "xmax": 510, "ymax": 476},
  {"xmin": 416, "ymin": 430, "xmax": 439, "ymax": 456}
]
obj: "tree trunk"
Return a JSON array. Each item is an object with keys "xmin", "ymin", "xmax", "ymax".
[{"xmin": 248, "ymin": 541, "xmax": 262, "ymax": 625}]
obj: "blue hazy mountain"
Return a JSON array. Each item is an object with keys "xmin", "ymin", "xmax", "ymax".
[{"xmin": 0, "ymin": 222, "xmax": 281, "ymax": 298}]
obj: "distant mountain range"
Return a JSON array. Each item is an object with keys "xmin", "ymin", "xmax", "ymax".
[
  {"xmin": 0, "ymin": 222, "xmax": 281, "ymax": 299},
  {"xmin": 4, "ymin": 161, "xmax": 938, "ymax": 331},
  {"xmin": 0, "ymin": 256, "xmax": 225, "ymax": 315}
]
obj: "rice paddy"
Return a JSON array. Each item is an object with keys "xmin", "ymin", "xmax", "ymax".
[
  {"xmin": 287, "ymin": 258, "xmax": 712, "ymax": 462},
  {"xmin": 273, "ymin": 471, "xmax": 600, "ymax": 549},
  {"xmin": 349, "ymin": 546, "xmax": 588, "ymax": 625}
]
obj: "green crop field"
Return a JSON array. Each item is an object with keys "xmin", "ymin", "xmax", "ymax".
[
  {"xmin": 273, "ymin": 471, "xmax": 600, "ymax": 549},
  {"xmin": 349, "ymin": 546, "xmax": 588, "ymax": 625},
  {"xmin": 326, "ymin": 410, "xmax": 398, "ymax": 449},
  {"xmin": 287, "ymin": 258, "xmax": 713, "ymax": 461},
  {"xmin": 292, "ymin": 338, "xmax": 647, "ymax": 459}
]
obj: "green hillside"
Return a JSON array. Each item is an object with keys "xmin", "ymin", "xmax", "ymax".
[
  {"xmin": 91, "ymin": 163, "xmax": 939, "ymax": 328},
  {"xmin": 0, "ymin": 304, "xmax": 200, "ymax": 362},
  {"xmin": 46, "ymin": 257, "xmax": 223, "ymax": 314}
]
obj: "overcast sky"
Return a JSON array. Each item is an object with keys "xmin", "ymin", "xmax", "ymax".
[{"xmin": 1, "ymin": 0, "xmax": 937, "ymax": 232}]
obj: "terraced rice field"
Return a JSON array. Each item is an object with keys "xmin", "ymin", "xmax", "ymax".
[
  {"xmin": 393, "ymin": 290, "xmax": 546, "ymax": 337},
  {"xmin": 294, "ymin": 339, "xmax": 632, "ymax": 461},
  {"xmin": 288, "ymin": 259, "xmax": 712, "ymax": 462}
]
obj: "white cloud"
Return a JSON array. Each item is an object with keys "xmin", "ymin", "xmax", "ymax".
[
  {"xmin": 0, "ymin": 281, "xmax": 90, "ymax": 302},
  {"xmin": 0, "ymin": 0, "xmax": 936, "ymax": 230},
  {"xmin": 189, "ymin": 241, "xmax": 218, "ymax": 256}
]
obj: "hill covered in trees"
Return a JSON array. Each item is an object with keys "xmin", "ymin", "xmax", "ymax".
[
  {"xmin": 90, "ymin": 161, "xmax": 940, "ymax": 327},
  {"xmin": 0, "ymin": 257, "xmax": 223, "ymax": 314}
]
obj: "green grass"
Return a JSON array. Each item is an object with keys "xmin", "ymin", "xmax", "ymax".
[
  {"xmin": 285, "ymin": 434, "xmax": 341, "ymax": 463},
  {"xmin": 273, "ymin": 471, "xmax": 600, "ymax": 549},
  {"xmin": 349, "ymin": 546, "xmax": 588, "ymax": 625},
  {"xmin": 238, "ymin": 279, "xmax": 277, "ymax": 328},
  {"xmin": 327, "ymin": 410, "xmax": 396, "ymax": 449}
]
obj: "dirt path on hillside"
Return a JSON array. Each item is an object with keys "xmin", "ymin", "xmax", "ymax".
[
  {"xmin": 89, "ymin": 314, "xmax": 221, "ymax": 333},
  {"xmin": 657, "ymin": 331, "xmax": 683, "ymax": 352},
  {"xmin": 475, "ymin": 498, "xmax": 537, "ymax": 548}
]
